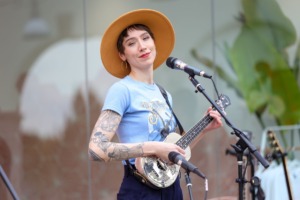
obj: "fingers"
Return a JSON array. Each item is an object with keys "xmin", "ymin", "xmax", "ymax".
[
  {"xmin": 176, "ymin": 146, "xmax": 186, "ymax": 156},
  {"xmin": 167, "ymin": 143, "xmax": 185, "ymax": 155},
  {"xmin": 209, "ymin": 110, "xmax": 221, "ymax": 118},
  {"xmin": 167, "ymin": 144, "xmax": 186, "ymax": 160},
  {"xmin": 157, "ymin": 143, "xmax": 185, "ymax": 159},
  {"xmin": 206, "ymin": 106, "xmax": 213, "ymax": 113},
  {"xmin": 208, "ymin": 109, "xmax": 223, "ymax": 125}
]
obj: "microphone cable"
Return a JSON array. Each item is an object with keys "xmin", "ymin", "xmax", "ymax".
[{"xmin": 204, "ymin": 178, "xmax": 208, "ymax": 200}]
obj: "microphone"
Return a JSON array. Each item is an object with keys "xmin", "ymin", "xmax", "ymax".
[
  {"xmin": 168, "ymin": 151, "xmax": 206, "ymax": 179},
  {"xmin": 166, "ymin": 57, "xmax": 212, "ymax": 78}
]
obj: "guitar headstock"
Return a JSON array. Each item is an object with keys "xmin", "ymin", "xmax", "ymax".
[
  {"xmin": 215, "ymin": 94, "xmax": 231, "ymax": 114},
  {"xmin": 267, "ymin": 130, "xmax": 284, "ymax": 155}
]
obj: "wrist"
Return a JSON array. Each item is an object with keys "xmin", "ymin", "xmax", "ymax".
[{"xmin": 143, "ymin": 141, "xmax": 160, "ymax": 156}]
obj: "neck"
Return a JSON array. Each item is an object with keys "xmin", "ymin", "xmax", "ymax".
[{"xmin": 129, "ymin": 69, "xmax": 153, "ymax": 84}]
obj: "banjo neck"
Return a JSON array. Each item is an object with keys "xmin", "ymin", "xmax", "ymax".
[{"xmin": 176, "ymin": 114, "xmax": 213, "ymax": 149}]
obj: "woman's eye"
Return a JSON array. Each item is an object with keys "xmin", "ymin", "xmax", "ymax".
[
  {"xmin": 143, "ymin": 35, "xmax": 150, "ymax": 40},
  {"xmin": 128, "ymin": 42, "xmax": 135, "ymax": 46}
]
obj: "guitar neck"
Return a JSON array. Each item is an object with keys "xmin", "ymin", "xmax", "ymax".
[
  {"xmin": 176, "ymin": 114, "xmax": 213, "ymax": 149},
  {"xmin": 268, "ymin": 131, "xmax": 294, "ymax": 200},
  {"xmin": 281, "ymin": 155, "xmax": 294, "ymax": 200}
]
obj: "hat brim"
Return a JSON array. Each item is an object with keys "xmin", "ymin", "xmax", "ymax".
[{"xmin": 100, "ymin": 9, "xmax": 175, "ymax": 78}]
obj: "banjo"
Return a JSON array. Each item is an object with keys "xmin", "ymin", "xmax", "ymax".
[{"xmin": 135, "ymin": 94, "xmax": 231, "ymax": 188}]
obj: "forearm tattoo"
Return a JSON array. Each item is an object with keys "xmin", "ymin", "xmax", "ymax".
[
  {"xmin": 91, "ymin": 131, "xmax": 112, "ymax": 153},
  {"xmin": 90, "ymin": 110, "xmax": 145, "ymax": 161},
  {"xmin": 88, "ymin": 149, "xmax": 104, "ymax": 161},
  {"xmin": 108, "ymin": 143, "xmax": 144, "ymax": 160}
]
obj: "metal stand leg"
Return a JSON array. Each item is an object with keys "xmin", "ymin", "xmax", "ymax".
[
  {"xmin": 0, "ymin": 165, "xmax": 20, "ymax": 200},
  {"xmin": 185, "ymin": 171, "xmax": 194, "ymax": 200}
]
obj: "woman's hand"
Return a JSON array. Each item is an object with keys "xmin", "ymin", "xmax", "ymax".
[
  {"xmin": 204, "ymin": 107, "xmax": 223, "ymax": 132},
  {"xmin": 150, "ymin": 142, "xmax": 186, "ymax": 162}
]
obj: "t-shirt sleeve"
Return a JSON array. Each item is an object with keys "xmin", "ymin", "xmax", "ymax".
[{"xmin": 101, "ymin": 82, "xmax": 129, "ymax": 117}]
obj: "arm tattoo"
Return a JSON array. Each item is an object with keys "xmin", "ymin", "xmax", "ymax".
[
  {"xmin": 90, "ymin": 131, "xmax": 112, "ymax": 153},
  {"xmin": 90, "ymin": 131, "xmax": 145, "ymax": 161},
  {"xmin": 88, "ymin": 148, "xmax": 104, "ymax": 161},
  {"xmin": 108, "ymin": 143, "xmax": 144, "ymax": 160},
  {"xmin": 90, "ymin": 110, "xmax": 145, "ymax": 161},
  {"xmin": 98, "ymin": 110, "xmax": 121, "ymax": 132}
]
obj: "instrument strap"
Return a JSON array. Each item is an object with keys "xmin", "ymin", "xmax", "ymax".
[
  {"xmin": 124, "ymin": 160, "xmax": 160, "ymax": 190},
  {"xmin": 156, "ymin": 84, "xmax": 185, "ymax": 135}
]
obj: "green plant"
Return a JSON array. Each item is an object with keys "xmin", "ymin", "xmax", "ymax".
[{"xmin": 192, "ymin": 0, "xmax": 300, "ymax": 130}]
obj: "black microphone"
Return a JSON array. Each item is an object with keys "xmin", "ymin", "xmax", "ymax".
[
  {"xmin": 168, "ymin": 151, "xmax": 206, "ymax": 179},
  {"xmin": 166, "ymin": 57, "xmax": 212, "ymax": 78}
]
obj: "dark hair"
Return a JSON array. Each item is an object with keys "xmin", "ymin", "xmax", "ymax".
[{"xmin": 117, "ymin": 24, "xmax": 155, "ymax": 54}]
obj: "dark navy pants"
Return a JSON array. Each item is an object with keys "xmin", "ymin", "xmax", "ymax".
[{"xmin": 117, "ymin": 165, "xmax": 183, "ymax": 200}]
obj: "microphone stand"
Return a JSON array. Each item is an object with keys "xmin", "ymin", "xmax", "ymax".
[
  {"xmin": 185, "ymin": 171, "xmax": 194, "ymax": 200},
  {"xmin": 231, "ymin": 143, "xmax": 248, "ymax": 200},
  {"xmin": 187, "ymin": 75, "xmax": 269, "ymax": 200},
  {"xmin": 0, "ymin": 165, "xmax": 20, "ymax": 200}
]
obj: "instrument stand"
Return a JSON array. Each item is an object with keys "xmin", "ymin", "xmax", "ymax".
[
  {"xmin": 226, "ymin": 145, "xmax": 265, "ymax": 200},
  {"xmin": 185, "ymin": 171, "xmax": 194, "ymax": 200},
  {"xmin": 248, "ymin": 152, "xmax": 265, "ymax": 200},
  {"xmin": 250, "ymin": 176, "xmax": 265, "ymax": 200},
  {"xmin": 0, "ymin": 165, "xmax": 20, "ymax": 200}
]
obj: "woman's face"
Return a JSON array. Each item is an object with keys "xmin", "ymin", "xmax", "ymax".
[{"xmin": 119, "ymin": 29, "xmax": 156, "ymax": 72}]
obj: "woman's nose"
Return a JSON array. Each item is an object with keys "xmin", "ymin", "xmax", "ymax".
[{"xmin": 138, "ymin": 40, "xmax": 147, "ymax": 51}]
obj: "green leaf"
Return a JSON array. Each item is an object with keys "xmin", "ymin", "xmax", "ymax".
[
  {"xmin": 268, "ymin": 95, "xmax": 285, "ymax": 117},
  {"xmin": 270, "ymin": 69, "xmax": 300, "ymax": 124},
  {"xmin": 242, "ymin": 0, "xmax": 296, "ymax": 52},
  {"xmin": 191, "ymin": 0, "xmax": 300, "ymax": 128},
  {"xmin": 248, "ymin": 90, "xmax": 268, "ymax": 112}
]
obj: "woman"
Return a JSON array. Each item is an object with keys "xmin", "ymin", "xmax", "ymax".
[{"xmin": 88, "ymin": 9, "xmax": 223, "ymax": 200}]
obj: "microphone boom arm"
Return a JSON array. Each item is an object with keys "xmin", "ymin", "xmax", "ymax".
[{"xmin": 188, "ymin": 75, "xmax": 269, "ymax": 169}]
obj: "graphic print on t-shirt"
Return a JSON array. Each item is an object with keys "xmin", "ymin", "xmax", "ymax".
[{"xmin": 141, "ymin": 99, "xmax": 176, "ymax": 141}]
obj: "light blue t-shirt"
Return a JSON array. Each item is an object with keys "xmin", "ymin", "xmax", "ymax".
[{"xmin": 102, "ymin": 76, "xmax": 177, "ymax": 163}]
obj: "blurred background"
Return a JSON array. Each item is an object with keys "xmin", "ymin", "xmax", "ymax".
[{"xmin": 1, "ymin": 0, "xmax": 300, "ymax": 199}]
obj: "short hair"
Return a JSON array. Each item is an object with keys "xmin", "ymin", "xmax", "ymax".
[{"xmin": 117, "ymin": 24, "xmax": 155, "ymax": 54}]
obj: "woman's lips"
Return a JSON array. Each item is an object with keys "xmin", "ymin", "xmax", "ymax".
[{"xmin": 139, "ymin": 52, "xmax": 150, "ymax": 58}]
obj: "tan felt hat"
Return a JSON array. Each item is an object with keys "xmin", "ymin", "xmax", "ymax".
[{"xmin": 100, "ymin": 9, "xmax": 175, "ymax": 78}]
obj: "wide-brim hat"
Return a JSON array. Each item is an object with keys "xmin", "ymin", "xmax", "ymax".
[{"xmin": 100, "ymin": 9, "xmax": 175, "ymax": 78}]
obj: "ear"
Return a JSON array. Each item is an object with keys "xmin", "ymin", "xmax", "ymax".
[{"xmin": 118, "ymin": 52, "xmax": 126, "ymax": 61}]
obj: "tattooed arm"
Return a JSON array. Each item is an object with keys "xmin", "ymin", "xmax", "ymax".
[
  {"xmin": 89, "ymin": 110, "xmax": 143, "ymax": 162},
  {"xmin": 88, "ymin": 110, "xmax": 185, "ymax": 162}
]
